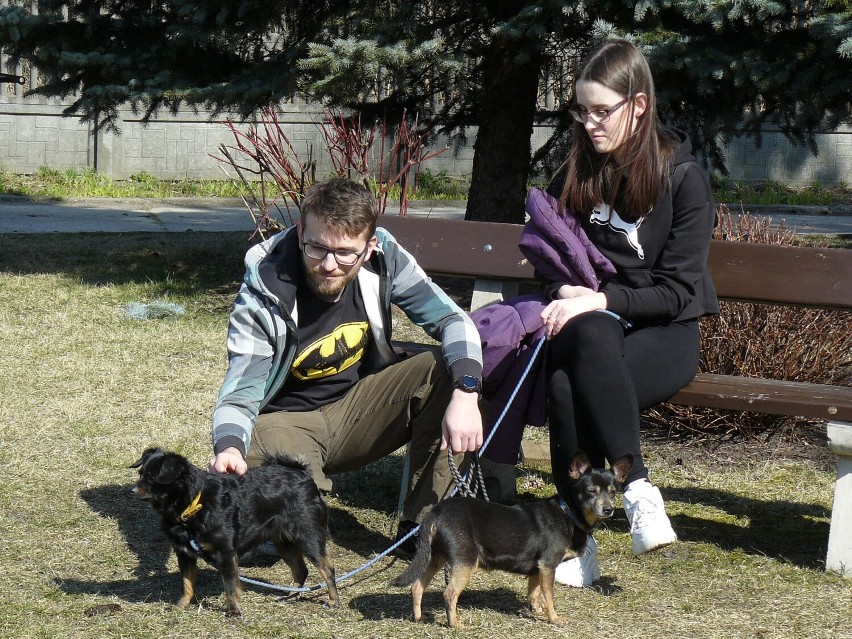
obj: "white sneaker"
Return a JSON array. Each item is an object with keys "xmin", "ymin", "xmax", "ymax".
[
  {"xmin": 623, "ymin": 479, "xmax": 677, "ymax": 555},
  {"xmin": 554, "ymin": 536, "xmax": 600, "ymax": 587}
]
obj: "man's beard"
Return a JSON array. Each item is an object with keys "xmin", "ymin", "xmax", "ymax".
[{"xmin": 305, "ymin": 263, "xmax": 359, "ymax": 299}]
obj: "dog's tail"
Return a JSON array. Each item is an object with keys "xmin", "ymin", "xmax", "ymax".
[
  {"xmin": 261, "ymin": 452, "xmax": 311, "ymax": 473},
  {"xmin": 389, "ymin": 516, "xmax": 436, "ymax": 588}
]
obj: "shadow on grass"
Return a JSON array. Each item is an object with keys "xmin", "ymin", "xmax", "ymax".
[
  {"xmin": 327, "ymin": 455, "xmax": 408, "ymax": 557},
  {"xmin": 665, "ymin": 485, "xmax": 830, "ymax": 569},
  {"xmin": 522, "ymin": 459, "xmax": 829, "ymax": 569},
  {"xmin": 68, "ymin": 477, "xmax": 406, "ymax": 607},
  {"xmin": 56, "ymin": 484, "xmax": 223, "ymax": 605},
  {"xmin": 70, "ymin": 483, "xmax": 324, "ymax": 608},
  {"xmin": 0, "ymin": 232, "xmax": 251, "ymax": 296},
  {"xmin": 352, "ymin": 587, "xmax": 536, "ymax": 624},
  {"xmin": 328, "ymin": 507, "xmax": 400, "ymax": 559},
  {"xmin": 350, "ymin": 581, "xmax": 623, "ymax": 625},
  {"xmin": 0, "ymin": 234, "xmax": 498, "ymax": 312}
]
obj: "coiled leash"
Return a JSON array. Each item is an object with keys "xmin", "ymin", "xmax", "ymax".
[
  {"xmin": 448, "ymin": 450, "xmax": 489, "ymax": 500},
  {"xmin": 241, "ymin": 336, "xmax": 548, "ymax": 596}
]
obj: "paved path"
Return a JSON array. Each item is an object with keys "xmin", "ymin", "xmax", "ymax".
[
  {"xmin": 0, "ymin": 197, "xmax": 472, "ymax": 233},
  {"xmin": 1, "ymin": 196, "xmax": 850, "ymax": 235}
]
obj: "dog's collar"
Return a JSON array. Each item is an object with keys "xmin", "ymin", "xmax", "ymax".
[
  {"xmin": 557, "ymin": 496, "xmax": 592, "ymax": 534},
  {"xmin": 179, "ymin": 492, "xmax": 203, "ymax": 521}
]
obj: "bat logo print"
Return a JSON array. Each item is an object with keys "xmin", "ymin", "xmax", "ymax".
[{"xmin": 291, "ymin": 322, "xmax": 370, "ymax": 380}]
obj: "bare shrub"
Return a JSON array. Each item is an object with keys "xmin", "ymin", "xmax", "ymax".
[
  {"xmin": 320, "ymin": 109, "xmax": 447, "ymax": 217},
  {"xmin": 213, "ymin": 105, "xmax": 311, "ymax": 238},
  {"xmin": 645, "ymin": 206, "xmax": 852, "ymax": 441},
  {"xmin": 212, "ymin": 106, "xmax": 448, "ymax": 239}
]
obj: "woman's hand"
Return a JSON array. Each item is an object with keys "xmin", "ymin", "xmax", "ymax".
[
  {"xmin": 541, "ymin": 291, "xmax": 607, "ymax": 339},
  {"xmin": 555, "ymin": 284, "xmax": 597, "ymax": 299}
]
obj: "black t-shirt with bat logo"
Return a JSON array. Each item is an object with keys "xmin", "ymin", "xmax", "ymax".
[{"xmin": 266, "ymin": 275, "xmax": 372, "ymax": 412}]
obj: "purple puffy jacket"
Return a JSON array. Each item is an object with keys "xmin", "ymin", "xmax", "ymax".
[{"xmin": 471, "ymin": 188, "xmax": 615, "ymax": 464}]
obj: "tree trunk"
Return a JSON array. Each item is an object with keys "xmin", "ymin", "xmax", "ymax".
[{"xmin": 465, "ymin": 38, "xmax": 541, "ymax": 224}]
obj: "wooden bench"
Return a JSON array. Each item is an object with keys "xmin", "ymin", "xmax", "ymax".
[{"xmin": 379, "ymin": 214, "xmax": 852, "ymax": 576}]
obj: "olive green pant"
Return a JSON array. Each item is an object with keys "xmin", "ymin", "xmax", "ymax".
[{"xmin": 246, "ymin": 351, "xmax": 462, "ymax": 523}]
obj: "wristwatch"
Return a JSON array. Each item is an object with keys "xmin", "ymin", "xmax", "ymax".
[{"xmin": 453, "ymin": 375, "xmax": 482, "ymax": 395}]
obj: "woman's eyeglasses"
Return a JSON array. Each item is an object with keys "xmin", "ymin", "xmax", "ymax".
[{"xmin": 568, "ymin": 97, "xmax": 629, "ymax": 124}]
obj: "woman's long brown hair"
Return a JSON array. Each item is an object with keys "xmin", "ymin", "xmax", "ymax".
[{"xmin": 558, "ymin": 40, "xmax": 678, "ymax": 220}]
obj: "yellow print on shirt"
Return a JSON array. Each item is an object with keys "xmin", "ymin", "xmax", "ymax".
[{"xmin": 291, "ymin": 322, "xmax": 370, "ymax": 380}]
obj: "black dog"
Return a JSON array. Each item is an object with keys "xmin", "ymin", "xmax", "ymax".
[
  {"xmin": 390, "ymin": 451, "xmax": 632, "ymax": 627},
  {"xmin": 130, "ymin": 447, "xmax": 340, "ymax": 616}
]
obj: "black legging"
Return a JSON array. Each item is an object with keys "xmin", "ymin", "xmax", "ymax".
[{"xmin": 547, "ymin": 311, "xmax": 699, "ymax": 491}]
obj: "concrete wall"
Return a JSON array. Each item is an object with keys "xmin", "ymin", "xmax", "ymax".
[
  {"xmin": 95, "ymin": 102, "xmax": 329, "ymax": 181},
  {"xmin": 723, "ymin": 129, "xmax": 852, "ymax": 186},
  {"xmin": 1, "ymin": 89, "xmax": 850, "ymax": 185},
  {"xmin": 0, "ymin": 102, "xmax": 94, "ymax": 171}
]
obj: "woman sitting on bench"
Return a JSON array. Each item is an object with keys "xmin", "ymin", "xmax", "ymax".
[{"xmin": 521, "ymin": 39, "xmax": 718, "ymax": 586}]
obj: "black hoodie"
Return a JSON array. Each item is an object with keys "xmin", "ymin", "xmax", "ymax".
[{"xmin": 549, "ymin": 128, "xmax": 719, "ymax": 324}]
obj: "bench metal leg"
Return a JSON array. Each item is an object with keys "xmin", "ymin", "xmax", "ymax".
[
  {"xmin": 397, "ymin": 446, "xmax": 410, "ymax": 518},
  {"xmin": 470, "ymin": 278, "xmax": 518, "ymax": 312},
  {"xmin": 827, "ymin": 420, "xmax": 852, "ymax": 577}
]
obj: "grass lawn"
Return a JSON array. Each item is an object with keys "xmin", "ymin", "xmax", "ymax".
[{"xmin": 0, "ymin": 231, "xmax": 849, "ymax": 639}]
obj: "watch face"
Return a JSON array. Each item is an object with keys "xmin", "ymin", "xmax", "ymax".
[{"xmin": 455, "ymin": 375, "xmax": 481, "ymax": 393}]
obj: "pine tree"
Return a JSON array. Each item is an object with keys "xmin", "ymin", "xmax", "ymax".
[
  {"xmin": 0, "ymin": 1, "xmax": 334, "ymax": 123},
  {"xmin": 2, "ymin": 1, "xmax": 850, "ymax": 223}
]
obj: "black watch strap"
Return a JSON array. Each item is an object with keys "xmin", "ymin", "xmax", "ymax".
[{"xmin": 453, "ymin": 374, "xmax": 482, "ymax": 394}]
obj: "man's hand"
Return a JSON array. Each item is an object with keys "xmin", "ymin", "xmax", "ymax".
[
  {"xmin": 441, "ymin": 389, "xmax": 483, "ymax": 452},
  {"xmin": 207, "ymin": 447, "xmax": 247, "ymax": 475}
]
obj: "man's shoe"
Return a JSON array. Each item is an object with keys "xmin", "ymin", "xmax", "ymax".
[
  {"xmin": 623, "ymin": 479, "xmax": 677, "ymax": 555},
  {"xmin": 391, "ymin": 520, "xmax": 419, "ymax": 560},
  {"xmin": 554, "ymin": 536, "xmax": 600, "ymax": 587}
]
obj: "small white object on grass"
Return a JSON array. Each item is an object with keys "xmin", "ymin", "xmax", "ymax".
[{"xmin": 124, "ymin": 301, "xmax": 186, "ymax": 320}]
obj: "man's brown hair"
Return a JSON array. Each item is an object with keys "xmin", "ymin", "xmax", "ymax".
[{"xmin": 300, "ymin": 178, "xmax": 378, "ymax": 238}]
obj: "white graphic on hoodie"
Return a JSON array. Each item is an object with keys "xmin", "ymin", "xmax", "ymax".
[{"xmin": 590, "ymin": 203, "xmax": 645, "ymax": 259}]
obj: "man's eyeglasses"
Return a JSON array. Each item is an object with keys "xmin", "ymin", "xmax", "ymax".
[
  {"xmin": 301, "ymin": 241, "xmax": 368, "ymax": 266},
  {"xmin": 568, "ymin": 97, "xmax": 629, "ymax": 124}
]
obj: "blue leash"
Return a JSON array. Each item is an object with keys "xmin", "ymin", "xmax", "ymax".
[{"xmin": 240, "ymin": 336, "xmax": 548, "ymax": 595}]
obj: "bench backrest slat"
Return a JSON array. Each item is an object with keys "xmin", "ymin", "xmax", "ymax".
[
  {"xmin": 380, "ymin": 216, "xmax": 532, "ymax": 279},
  {"xmin": 378, "ymin": 215, "xmax": 852, "ymax": 311},
  {"xmin": 707, "ymin": 241, "xmax": 852, "ymax": 309}
]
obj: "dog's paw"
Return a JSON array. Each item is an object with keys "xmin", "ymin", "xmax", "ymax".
[
  {"xmin": 547, "ymin": 614, "xmax": 565, "ymax": 626},
  {"xmin": 175, "ymin": 597, "xmax": 192, "ymax": 610},
  {"xmin": 225, "ymin": 608, "xmax": 242, "ymax": 618}
]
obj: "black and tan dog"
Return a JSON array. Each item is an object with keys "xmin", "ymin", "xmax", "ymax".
[
  {"xmin": 130, "ymin": 447, "xmax": 339, "ymax": 616},
  {"xmin": 390, "ymin": 451, "xmax": 632, "ymax": 627}
]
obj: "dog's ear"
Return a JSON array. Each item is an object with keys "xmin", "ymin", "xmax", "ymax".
[
  {"xmin": 153, "ymin": 455, "xmax": 187, "ymax": 485},
  {"xmin": 568, "ymin": 450, "xmax": 592, "ymax": 480},
  {"xmin": 610, "ymin": 454, "xmax": 634, "ymax": 485},
  {"xmin": 129, "ymin": 447, "xmax": 163, "ymax": 469}
]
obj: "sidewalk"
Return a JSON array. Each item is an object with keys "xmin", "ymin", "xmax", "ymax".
[{"xmin": 0, "ymin": 196, "xmax": 850, "ymax": 235}]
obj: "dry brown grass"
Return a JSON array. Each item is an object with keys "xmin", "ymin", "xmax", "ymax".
[{"xmin": 0, "ymin": 232, "xmax": 850, "ymax": 639}]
